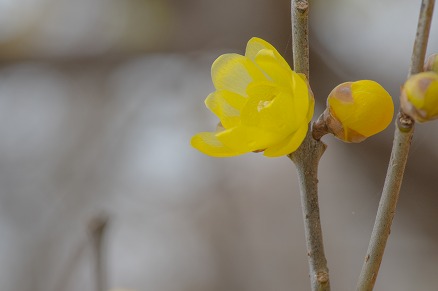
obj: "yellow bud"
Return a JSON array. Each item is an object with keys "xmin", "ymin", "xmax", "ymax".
[
  {"xmin": 315, "ymin": 80, "xmax": 394, "ymax": 143},
  {"xmin": 424, "ymin": 53, "xmax": 438, "ymax": 73},
  {"xmin": 400, "ymin": 71, "xmax": 438, "ymax": 123}
]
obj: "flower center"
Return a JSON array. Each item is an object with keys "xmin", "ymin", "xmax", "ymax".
[{"xmin": 257, "ymin": 100, "xmax": 273, "ymax": 112}]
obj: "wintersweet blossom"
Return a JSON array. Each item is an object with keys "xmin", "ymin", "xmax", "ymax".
[
  {"xmin": 191, "ymin": 37, "xmax": 314, "ymax": 157},
  {"xmin": 321, "ymin": 80, "xmax": 394, "ymax": 143},
  {"xmin": 401, "ymin": 71, "xmax": 438, "ymax": 123}
]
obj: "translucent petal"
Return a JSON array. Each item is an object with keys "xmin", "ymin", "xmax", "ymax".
[
  {"xmin": 298, "ymin": 74, "xmax": 315, "ymax": 123},
  {"xmin": 254, "ymin": 49, "xmax": 292, "ymax": 87},
  {"xmin": 306, "ymin": 92, "xmax": 315, "ymax": 123},
  {"xmin": 216, "ymin": 125, "xmax": 284, "ymax": 152},
  {"xmin": 205, "ymin": 90, "xmax": 246, "ymax": 128},
  {"xmin": 245, "ymin": 37, "xmax": 290, "ymax": 70},
  {"xmin": 263, "ymin": 123, "xmax": 308, "ymax": 157},
  {"xmin": 211, "ymin": 53, "xmax": 266, "ymax": 96},
  {"xmin": 241, "ymin": 77, "xmax": 309, "ymax": 130},
  {"xmin": 241, "ymin": 84, "xmax": 300, "ymax": 134},
  {"xmin": 191, "ymin": 132, "xmax": 242, "ymax": 157}
]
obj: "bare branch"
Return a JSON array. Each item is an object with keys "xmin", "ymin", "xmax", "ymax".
[
  {"xmin": 289, "ymin": 130, "xmax": 329, "ymax": 291},
  {"xmin": 89, "ymin": 213, "xmax": 109, "ymax": 291},
  {"xmin": 290, "ymin": 1, "xmax": 330, "ymax": 290},
  {"xmin": 292, "ymin": 0, "xmax": 310, "ymax": 79},
  {"xmin": 356, "ymin": 1, "xmax": 435, "ymax": 290}
]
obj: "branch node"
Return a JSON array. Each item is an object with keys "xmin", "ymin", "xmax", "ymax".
[
  {"xmin": 312, "ymin": 116, "xmax": 329, "ymax": 141},
  {"xmin": 295, "ymin": 0, "xmax": 309, "ymax": 13},
  {"xmin": 317, "ymin": 271, "xmax": 329, "ymax": 283},
  {"xmin": 398, "ymin": 112, "xmax": 415, "ymax": 131}
]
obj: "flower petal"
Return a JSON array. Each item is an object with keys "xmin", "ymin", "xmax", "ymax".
[
  {"xmin": 216, "ymin": 125, "xmax": 284, "ymax": 152},
  {"xmin": 297, "ymin": 73, "xmax": 315, "ymax": 123},
  {"xmin": 242, "ymin": 80, "xmax": 309, "ymax": 133},
  {"xmin": 211, "ymin": 53, "xmax": 266, "ymax": 96},
  {"xmin": 263, "ymin": 123, "xmax": 308, "ymax": 157},
  {"xmin": 254, "ymin": 49, "xmax": 293, "ymax": 88},
  {"xmin": 205, "ymin": 90, "xmax": 246, "ymax": 129},
  {"xmin": 191, "ymin": 132, "xmax": 242, "ymax": 157},
  {"xmin": 306, "ymin": 90, "xmax": 315, "ymax": 123},
  {"xmin": 241, "ymin": 85, "xmax": 292, "ymax": 132},
  {"xmin": 245, "ymin": 37, "xmax": 290, "ymax": 70}
]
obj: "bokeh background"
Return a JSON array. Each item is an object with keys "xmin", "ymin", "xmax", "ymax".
[{"xmin": 2, "ymin": 0, "xmax": 438, "ymax": 290}]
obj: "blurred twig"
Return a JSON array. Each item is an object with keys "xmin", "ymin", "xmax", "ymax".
[
  {"xmin": 356, "ymin": 1, "xmax": 435, "ymax": 290},
  {"xmin": 289, "ymin": 1, "xmax": 330, "ymax": 290},
  {"xmin": 53, "ymin": 238, "xmax": 88, "ymax": 291},
  {"xmin": 89, "ymin": 213, "xmax": 109, "ymax": 291}
]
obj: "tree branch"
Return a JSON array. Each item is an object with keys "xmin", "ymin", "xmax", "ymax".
[
  {"xmin": 356, "ymin": 1, "xmax": 435, "ymax": 290},
  {"xmin": 89, "ymin": 214, "xmax": 109, "ymax": 291},
  {"xmin": 289, "ymin": 130, "xmax": 329, "ymax": 291},
  {"xmin": 289, "ymin": 1, "xmax": 330, "ymax": 290},
  {"xmin": 292, "ymin": 0, "xmax": 310, "ymax": 79},
  {"xmin": 410, "ymin": 0, "xmax": 435, "ymax": 76}
]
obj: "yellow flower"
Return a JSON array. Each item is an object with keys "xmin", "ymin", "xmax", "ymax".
[
  {"xmin": 191, "ymin": 37, "xmax": 314, "ymax": 157},
  {"xmin": 322, "ymin": 80, "xmax": 394, "ymax": 143},
  {"xmin": 401, "ymin": 71, "xmax": 438, "ymax": 123}
]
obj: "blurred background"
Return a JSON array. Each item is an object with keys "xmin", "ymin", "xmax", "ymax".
[{"xmin": 2, "ymin": 0, "xmax": 438, "ymax": 290}]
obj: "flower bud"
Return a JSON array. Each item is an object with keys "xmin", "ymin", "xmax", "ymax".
[
  {"xmin": 424, "ymin": 53, "xmax": 438, "ymax": 73},
  {"xmin": 400, "ymin": 71, "xmax": 438, "ymax": 123},
  {"xmin": 315, "ymin": 80, "xmax": 394, "ymax": 143}
]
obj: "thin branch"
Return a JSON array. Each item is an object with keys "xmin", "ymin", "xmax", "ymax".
[
  {"xmin": 53, "ymin": 238, "xmax": 88, "ymax": 291},
  {"xmin": 356, "ymin": 1, "xmax": 435, "ymax": 290},
  {"xmin": 289, "ymin": 131, "xmax": 329, "ymax": 291},
  {"xmin": 289, "ymin": 1, "xmax": 330, "ymax": 290},
  {"xmin": 292, "ymin": 0, "xmax": 310, "ymax": 79},
  {"xmin": 89, "ymin": 214, "xmax": 109, "ymax": 291},
  {"xmin": 355, "ymin": 119, "xmax": 414, "ymax": 291},
  {"xmin": 410, "ymin": 0, "xmax": 435, "ymax": 76}
]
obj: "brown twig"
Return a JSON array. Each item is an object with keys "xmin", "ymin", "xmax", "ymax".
[
  {"xmin": 289, "ymin": 1, "xmax": 330, "ymax": 290},
  {"xmin": 289, "ymin": 131, "xmax": 329, "ymax": 291},
  {"xmin": 89, "ymin": 213, "xmax": 109, "ymax": 291},
  {"xmin": 292, "ymin": 0, "xmax": 310, "ymax": 79},
  {"xmin": 356, "ymin": 1, "xmax": 435, "ymax": 290}
]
